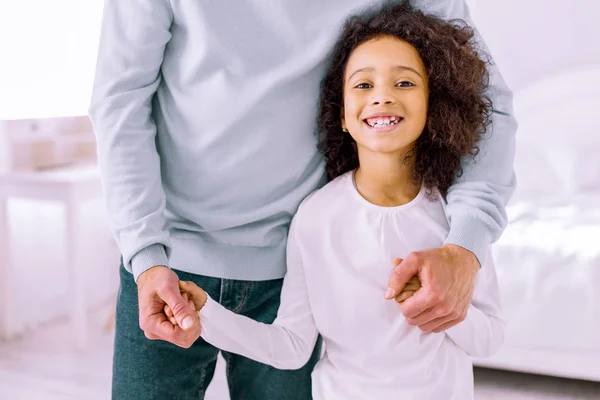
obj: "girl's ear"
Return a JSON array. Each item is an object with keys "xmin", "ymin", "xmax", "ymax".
[{"xmin": 340, "ymin": 107, "xmax": 348, "ymax": 132}]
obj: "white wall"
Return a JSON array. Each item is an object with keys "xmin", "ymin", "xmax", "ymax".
[
  {"xmin": 468, "ymin": 0, "xmax": 600, "ymax": 92},
  {"xmin": 0, "ymin": 0, "xmax": 104, "ymax": 119},
  {"xmin": 2, "ymin": 1, "xmax": 599, "ymax": 117}
]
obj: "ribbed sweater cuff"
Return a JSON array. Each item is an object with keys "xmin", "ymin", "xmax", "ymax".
[
  {"xmin": 131, "ymin": 244, "xmax": 170, "ymax": 282},
  {"xmin": 444, "ymin": 213, "xmax": 492, "ymax": 268}
]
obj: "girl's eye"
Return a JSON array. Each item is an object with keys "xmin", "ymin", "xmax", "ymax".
[
  {"xmin": 396, "ymin": 81, "xmax": 415, "ymax": 88},
  {"xmin": 354, "ymin": 83, "xmax": 372, "ymax": 89}
]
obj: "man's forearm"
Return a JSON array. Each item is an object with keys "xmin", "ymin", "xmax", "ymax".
[
  {"xmin": 414, "ymin": 0, "xmax": 517, "ymax": 264},
  {"xmin": 88, "ymin": 0, "xmax": 174, "ymax": 280},
  {"xmin": 444, "ymin": 107, "xmax": 517, "ymax": 265}
]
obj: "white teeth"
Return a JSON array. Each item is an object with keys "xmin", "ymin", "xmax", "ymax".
[{"xmin": 367, "ymin": 117, "xmax": 400, "ymax": 127}]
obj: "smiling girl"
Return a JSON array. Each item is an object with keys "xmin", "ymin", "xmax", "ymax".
[{"xmin": 168, "ymin": 2, "xmax": 504, "ymax": 398}]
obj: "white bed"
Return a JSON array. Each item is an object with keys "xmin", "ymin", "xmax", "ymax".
[{"xmin": 473, "ymin": 66, "xmax": 600, "ymax": 381}]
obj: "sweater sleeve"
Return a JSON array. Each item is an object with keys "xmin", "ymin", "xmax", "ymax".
[
  {"xmin": 444, "ymin": 250, "xmax": 506, "ymax": 357},
  {"xmin": 413, "ymin": 0, "xmax": 517, "ymax": 265},
  {"xmin": 88, "ymin": 0, "xmax": 173, "ymax": 280},
  {"xmin": 199, "ymin": 218, "xmax": 319, "ymax": 370}
]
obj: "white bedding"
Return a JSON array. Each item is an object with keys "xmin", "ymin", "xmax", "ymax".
[{"xmin": 474, "ymin": 193, "xmax": 600, "ymax": 380}]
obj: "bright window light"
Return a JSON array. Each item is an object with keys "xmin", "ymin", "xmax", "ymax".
[{"xmin": 0, "ymin": 0, "xmax": 104, "ymax": 119}]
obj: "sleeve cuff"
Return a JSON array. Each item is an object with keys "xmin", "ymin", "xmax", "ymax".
[
  {"xmin": 130, "ymin": 244, "xmax": 169, "ymax": 282},
  {"xmin": 199, "ymin": 295, "xmax": 221, "ymax": 339},
  {"xmin": 199, "ymin": 295, "xmax": 217, "ymax": 319},
  {"xmin": 444, "ymin": 213, "xmax": 493, "ymax": 267}
]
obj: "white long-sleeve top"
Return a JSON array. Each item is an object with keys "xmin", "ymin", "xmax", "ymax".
[{"xmin": 200, "ymin": 171, "xmax": 505, "ymax": 400}]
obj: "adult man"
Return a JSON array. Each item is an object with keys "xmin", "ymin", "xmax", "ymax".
[{"xmin": 89, "ymin": 1, "xmax": 516, "ymax": 398}]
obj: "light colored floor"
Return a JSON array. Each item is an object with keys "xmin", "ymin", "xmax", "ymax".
[{"xmin": 1, "ymin": 303, "xmax": 600, "ymax": 400}]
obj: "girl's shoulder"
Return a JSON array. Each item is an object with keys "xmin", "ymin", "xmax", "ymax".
[{"xmin": 293, "ymin": 172, "xmax": 352, "ymax": 221}]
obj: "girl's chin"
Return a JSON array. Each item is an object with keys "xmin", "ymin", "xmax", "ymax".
[{"xmin": 356, "ymin": 142, "xmax": 412, "ymax": 156}]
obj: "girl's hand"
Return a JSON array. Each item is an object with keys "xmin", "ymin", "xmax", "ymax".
[
  {"xmin": 164, "ymin": 281, "xmax": 209, "ymax": 326},
  {"xmin": 391, "ymin": 257, "xmax": 422, "ymax": 303},
  {"xmin": 386, "ymin": 246, "xmax": 479, "ymax": 333}
]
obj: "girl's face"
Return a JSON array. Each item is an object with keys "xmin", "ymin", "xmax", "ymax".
[{"xmin": 341, "ymin": 35, "xmax": 429, "ymax": 158}]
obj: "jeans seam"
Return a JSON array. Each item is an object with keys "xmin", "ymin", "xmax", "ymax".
[
  {"xmin": 218, "ymin": 278, "xmax": 225, "ymax": 304},
  {"xmin": 232, "ymin": 282, "xmax": 250, "ymax": 314},
  {"xmin": 222, "ymin": 351, "xmax": 235, "ymax": 397},
  {"xmin": 197, "ymin": 365, "xmax": 207, "ymax": 399}
]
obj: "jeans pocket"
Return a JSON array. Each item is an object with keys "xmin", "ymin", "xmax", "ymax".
[{"xmin": 228, "ymin": 278, "xmax": 284, "ymax": 323}]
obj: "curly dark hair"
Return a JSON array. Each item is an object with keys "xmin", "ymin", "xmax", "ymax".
[{"xmin": 317, "ymin": 1, "xmax": 492, "ymax": 196}]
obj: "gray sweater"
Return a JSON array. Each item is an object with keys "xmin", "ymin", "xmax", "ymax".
[{"xmin": 89, "ymin": 0, "xmax": 516, "ymax": 281}]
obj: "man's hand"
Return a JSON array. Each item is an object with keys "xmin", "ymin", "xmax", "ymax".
[
  {"xmin": 164, "ymin": 281, "xmax": 208, "ymax": 326},
  {"xmin": 385, "ymin": 245, "xmax": 479, "ymax": 333},
  {"xmin": 392, "ymin": 258, "xmax": 422, "ymax": 303},
  {"xmin": 137, "ymin": 266, "xmax": 201, "ymax": 348}
]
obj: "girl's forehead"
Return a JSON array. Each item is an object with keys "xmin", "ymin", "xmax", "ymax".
[{"xmin": 345, "ymin": 36, "xmax": 424, "ymax": 77}]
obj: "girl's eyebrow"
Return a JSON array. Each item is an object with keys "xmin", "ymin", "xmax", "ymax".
[{"xmin": 348, "ymin": 65, "xmax": 422, "ymax": 81}]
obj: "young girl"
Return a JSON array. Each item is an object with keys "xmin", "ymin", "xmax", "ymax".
[{"xmin": 168, "ymin": 2, "xmax": 504, "ymax": 399}]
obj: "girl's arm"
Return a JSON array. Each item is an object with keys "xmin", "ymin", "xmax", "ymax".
[
  {"xmin": 193, "ymin": 218, "xmax": 319, "ymax": 370},
  {"xmin": 444, "ymin": 250, "xmax": 506, "ymax": 357}
]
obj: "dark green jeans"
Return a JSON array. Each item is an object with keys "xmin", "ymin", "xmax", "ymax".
[{"xmin": 112, "ymin": 264, "xmax": 320, "ymax": 400}]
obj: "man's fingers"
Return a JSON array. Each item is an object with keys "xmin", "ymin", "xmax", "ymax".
[
  {"xmin": 164, "ymin": 304, "xmax": 173, "ymax": 318},
  {"xmin": 155, "ymin": 315, "xmax": 190, "ymax": 339},
  {"xmin": 136, "ymin": 268, "xmax": 201, "ymax": 346},
  {"xmin": 147, "ymin": 318, "xmax": 199, "ymax": 343},
  {"xmin": 144, "ymin": 331, "xmax": 160, "ymax": 340},
  {"xmin": 160, "ymin": 285, "xmax": 197, "ymax": 331},
  {"xmin": 404, "ymin": 298, "xmax": 455, "ymax": 328},
  {"xmin": 162, "ymin": 316, "xmax": 202, "ymax": 348},
  {"xmin": 163, "ymin": 304, "xmax": 178, "ymax": 326},
  {"xmin": 141, "ymin": 311, "xmax": 180, "ymax": 341},
  {"xmin": 432, "ymin": 319, "xmax": 460, "ymax": 333},
  {"xmin": 415, "ymin": 313, "xmax": 457, "ymax": 333},
  {"xmin": 143, "ymin": 318, "xmax": 201, "ymax": 348},
  {"xmin": 398, "ymin": 286, "xmax": 438, "ymax": 319},
  {"xmin": 385, "ymin": 256, "xmax": 418, "ymax": 299}
]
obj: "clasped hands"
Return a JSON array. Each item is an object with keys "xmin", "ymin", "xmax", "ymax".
[{"xmin": 137, "ymin": 244, "xmax": 478, "ymax": 347}]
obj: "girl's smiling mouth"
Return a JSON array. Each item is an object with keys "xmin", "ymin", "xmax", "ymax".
[{"xmin": 363, "ymin": 115, "xmax": 404, "ymax": 131}]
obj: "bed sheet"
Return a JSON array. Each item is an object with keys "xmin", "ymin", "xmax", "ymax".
[{"xmin": 491, "ymin": 193, "xmax": 600, "ymax": 352}]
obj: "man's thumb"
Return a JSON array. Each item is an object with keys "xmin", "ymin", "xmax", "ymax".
[
  {"xmin": 385, "ymin": 257, "xmax": 417, "ymax": 299},
  {"xmin": 162, "ymin": 286, "xmax": 196, "ymax": 330}
]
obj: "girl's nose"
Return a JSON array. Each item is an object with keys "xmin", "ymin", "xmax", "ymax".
[{"xmin": 370, "ymin": 89, "xmax": 396, "ymax": 105}]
